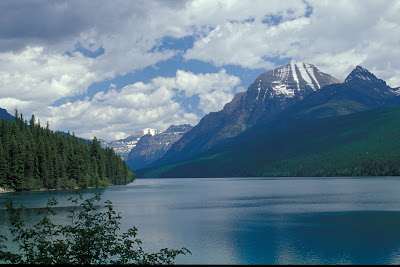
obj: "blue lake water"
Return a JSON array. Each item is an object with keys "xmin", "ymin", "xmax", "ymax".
[{"xmin": 1, "ymin": 177, "xmax": 400, "ymax": 264}]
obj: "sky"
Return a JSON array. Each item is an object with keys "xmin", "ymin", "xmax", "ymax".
[{"xmin": 0, "ymin": 0, "xmax": 400, "ymax": 142}]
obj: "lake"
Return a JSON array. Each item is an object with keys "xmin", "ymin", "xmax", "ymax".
[{"xmin": 1, "ymin": 177, "xmax": 400, "ymax": 264}]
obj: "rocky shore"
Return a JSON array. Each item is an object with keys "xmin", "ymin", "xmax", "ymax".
[{"xmin": 0, "ymin": 187, "xmax": 15, "ymax": 194}]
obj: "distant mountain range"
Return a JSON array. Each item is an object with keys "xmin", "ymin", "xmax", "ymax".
[
  {"xmin": 126, "ymin": 124, "xmax": 193, "ymax": 170},
  {"xmin": 0, "ymin": 105, "xmax": 192, "ymax": 172},
  {"xmin": 149, "ymin": 61, "xmax": 341, "ymax": 168},
  {"xmin": 4, "ymin": 60, "xmax": 400, "ymax": 178},
  {"xmin": 138, "ymin": 105, "xmax": 400, "ymax": 178},
  {"xmin": 100, "ymin": 128, "xmax": 162, "ymax": 160},
  {"xmin": 99, "ymin": 125, "xmax": 192, "ymax": 171},
  {"xmin": 137, "ymin": 62, "xmax": 400, "ymax": 178}
]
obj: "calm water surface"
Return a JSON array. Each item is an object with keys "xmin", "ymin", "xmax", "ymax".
[{"xmin": 1, "ymin": 177, "xmax": 400, "ymax": 264}]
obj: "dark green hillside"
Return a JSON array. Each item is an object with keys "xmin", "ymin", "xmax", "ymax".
[
  {"xmin": 0, "ymin": 110, "xmax": 134, "ymax": 191},
  {"xmin": 137, "ymin": 106, "xmax": 400, "ymax": 178}
]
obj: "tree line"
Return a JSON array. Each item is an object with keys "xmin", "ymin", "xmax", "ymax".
[{"xmin": 0, "ymin": 110, "xmax": 134, "ymax": 191}]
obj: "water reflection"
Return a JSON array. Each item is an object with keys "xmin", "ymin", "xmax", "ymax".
[{"xmin": 1, "ymin": 177, "xmax": 400, "ymax": 264}]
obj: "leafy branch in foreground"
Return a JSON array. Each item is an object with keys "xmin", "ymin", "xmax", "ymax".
[{"xmin": 0, "ymin": 194, "xmax": 191, "ymax": 265}]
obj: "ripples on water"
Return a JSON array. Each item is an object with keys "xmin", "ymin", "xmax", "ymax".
[{"xmin": 1, "ymin": 177, "xmax": 400, "ymax": 264}]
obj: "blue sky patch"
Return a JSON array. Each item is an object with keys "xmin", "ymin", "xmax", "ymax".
[{"xmin": 65, "ymin": 42, "xmax": 105, "ymax": 58}]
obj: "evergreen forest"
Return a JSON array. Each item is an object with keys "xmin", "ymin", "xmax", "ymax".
[
  {"xmin": 138, "ymin": 106, "xmax": 400, "ymax": 178},
  {"xmin": 0, "ymin": 110, "xmax": 134, "ymax": 191}
]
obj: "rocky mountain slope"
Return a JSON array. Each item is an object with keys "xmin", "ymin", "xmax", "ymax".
[
  {"xmin": 137, "ymin": 66, "xmax": 400, "ymax": 178},
  {"xmin": 138, "ymin": 106, "xmax": 400, "ymax": 178},
  {"xmin": 267, "ymin": 65, "xmax": 400, "ymax": 123},
  {"xmin": 101, "ymin": 128, "xmax": 162, "ymax": 160},
  {"xmin": 126, "ymin": 124, "xmax": 193, "ymax": 170},
  {"xmin": 151, "ymin": 61, "xmax": 341, "ymax": 167}
]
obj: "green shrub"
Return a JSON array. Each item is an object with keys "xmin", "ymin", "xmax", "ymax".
[{"xmin": 0, "ymin": 194, "xmax": 190, "ymax": 265}]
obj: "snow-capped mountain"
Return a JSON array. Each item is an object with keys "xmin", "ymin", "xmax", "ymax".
[
  {"xmin": 259, "ymin": 65, "xmax": 400, "ymax": 124},
  {"xmin": 242, "ymin": 60, "xmax": 341, "ymax": 125},
  {"xmin": 257, "ymin": 60, "xmax": 341, "ymax": 99},
  {"xmin": 126, "ymin": 124, "xmax": 193, "ymax": 170},
  {"xmin": 138, "ymin": 65, "xmax": 400, "ymax": 178},
  {"xmin": 151, "ymin": 61, "xmax": 341, "ymax": 167},
  {"xmin": 102, "ymin": 128, "xmax": 162, "ymax": 160}
]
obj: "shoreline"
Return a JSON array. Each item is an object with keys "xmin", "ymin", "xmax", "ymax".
[
  {"xmin": 0, "ymin": 185, "xmax": 111, "ymax": 194},
  {"xmin": 0, "ymin": 187, "xmax": 15, "ymax": 194},
  {"xmin": 0, "ymin": 179, "xmax": 135, "ymax": 195}
]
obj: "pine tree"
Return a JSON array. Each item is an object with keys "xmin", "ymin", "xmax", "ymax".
[
  {"xmin": 37, "ymin": 137, "xmax": 49, "ymax": 188},
  {"xmin": 91, "ymin": 156, "xmax": 99, "ymax": 188},
  {"xmin": 9, "ymin": 136, "xmax": 24, "ymax": 190},
  {"xmin": 0, "ymin": 112, "xmax": 134, "ymax": 191},
  {"xmin": 0, "ymin": 143, "xmax": 9, "ymax": 185}
]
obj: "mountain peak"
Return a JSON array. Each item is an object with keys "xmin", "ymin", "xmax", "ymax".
[
  {"xmin": 255, "ymin": 60, "xmax": 341, "ymax": 99},
  {"xmin": 142, "ymin": 128, "xmax": 162, "ymax": 136},
  {"xmin": 287, "ymin": 60, "xmax": 313, "ymax": 68},
  {"xmin": 127, "ymin": 123, "xmax": 194, "ymax": 170},
  {"xmin": 344, "ymin": 65, "xmax": 381, "ymax": 83}
]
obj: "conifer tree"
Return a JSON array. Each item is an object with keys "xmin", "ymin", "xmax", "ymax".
[
  {"xmin": 0, "ymin": 111, "xmax": 134, "ymax": 191},
  {"xmin": 0, "ymin": 143, "xmax": 8, "ymax": 185},
  {"xmin": 9, "ymin": 136, "xmax": 24, "ymax": 190}
]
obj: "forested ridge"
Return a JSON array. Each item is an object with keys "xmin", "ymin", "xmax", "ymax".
[
  {"xmin": 0, "ymin": 110, "xmax": 134, "ymax": 191},
  {"xmin": 138, "ymin": 106, "xmax": 400, "ymax": 178}
]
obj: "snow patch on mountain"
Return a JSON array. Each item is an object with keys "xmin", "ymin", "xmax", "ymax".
[
  {"xmin": 151, "ymin": 61, "xmax": 342, "ymax": 168},
  {"xmin": 391, "ymin": 87, "xmax": 400, "ymax": 96},
  {"xmin": 290, "ymin": 60, "xmax": 323, "ymax": 90},
  {"xmin": 290, "ymin": 61, "xmax": 300, "ymax": 91},
  {"xmin": 264, "ymin": 60, "xmax": 335, "ymax": 98},
  {"xmin": 256, "ymin": 80, "xmax": 261, "ymax": 100},
  {"xmin": 344, "ymin": 66, "xmax": 378, "ymax": 83},
  {"xmin": 127, "ymin": 124, "xmax": 193, "ymax": 170},
  {"xmin": 306, "ymin": 64, "xmax": 320, "ymax": 89},
  {"xmin": 102, "ymin": 128, "xmax": 162, "ymax": 160},
  {"xmin": 272, "ymin": 82, "xmax": 295, "ymax": 97},
  {"xmin": 142, "ymin": 128, "xmax": 162, "ymax": 136}
]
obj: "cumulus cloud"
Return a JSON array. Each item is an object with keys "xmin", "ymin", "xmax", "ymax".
[
  {"xmin": 46, "ymin": 97, "xmax": 190, "ymax": 141},
  {"xmin": 184, "ymin": 17, "xmax": 310, "ymax": 69},
  {"xmin": 0, "ymin": 0, "xmax": 311, "ymax": 75},
  {"xmin": 0, "ymin": 0, "xmax": 400, "ymax": 142},
  {"xmin": 183, "ymin": 0, "xmax": 400, "ymax": 86},
  {"xmin": 0, "ymin": 46, "xmax": 99, "ymax": 103},
  {"xmin": 299, "ymin": 0, "xmax": 400, "ymax": 85},
  {"xmin": 23, "ymin": 69, "xmax": 240, "ymax": 141},
  {"xmin": 93, "ymin": 68, "xmax": 240, "ymax": 115}
]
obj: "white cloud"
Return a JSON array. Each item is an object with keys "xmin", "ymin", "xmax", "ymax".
[
  {"xmin": 183, "ymin": 0, "xmax": 400, "ymax": 86},
  {"xmin": 298, "ymin": 0, "xmax": 400, "ymax": 85},
  {"xmin": 184, "ymin": 17, "xmax": 310, "ymax": 69},
  {"xmin": 0, "ymin": 98, "xmax": 33, "ymax": 115},
  {"xmin": 0, "ymin": 0, "xmax": 311, "ymax": 81},
  {"xmin": 152, "ymin": 69, "xmax": 240, "ymax": 113},
  {"xmin": 1, "ymin": 0, "xmax": 400, "ymax": 142},
  {"xmin": 2, "ymin": 0, "xmax": 399, "ymax": 86},
  {"xmin": 0, "ymin": 46, "xmax": 99, "ymax": 103},
  {"xmin": 45, "ymin": 97, "xmax": 192, "ymax": 142},
  {"xmin": 182, "ymin": 0, "xmax": 310, "ymax": 69},
  {"xmin": 199, "ymin": 90, "xmax": 234, "ymax": 114},
  {"xmin": 21, "ymin": 69, "xmax": 240, "ymax": 142}
]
